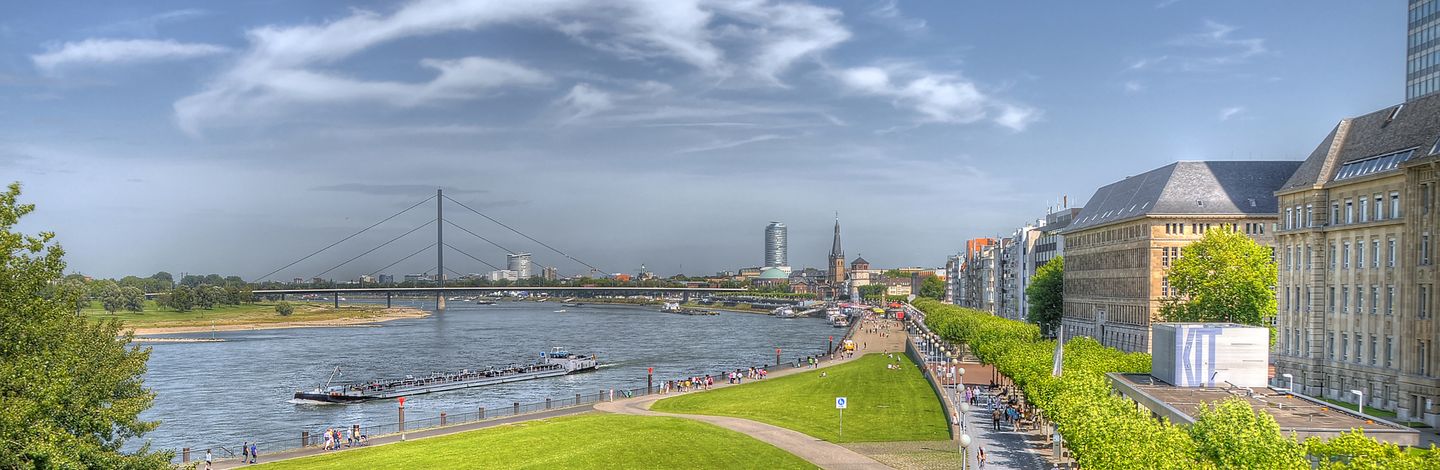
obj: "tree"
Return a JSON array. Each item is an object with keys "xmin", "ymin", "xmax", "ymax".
[
  {"xmin": 120, "ymin": 286, "xmax": 145, "ymax": 312},
  {"xmin": 0, "ymin": 182, "xmax": 168, "ymax": 467},
  {"xmin": 1159, "ymin": 227, "xmax": 1278, "ymax": 327},
  {"xmin": 275, "ymin": 301, "xmax": 294, "ymax": 316},
  {"xmin": 1026, "ymin": 256, "xmax": 1064, "ymax": 336},
  {"xmin": 195, "ymin": 285, "xmax": 221, "ymax": 309},
  {"xmin": 919, "ymin": 275, "xmax": 945, "ymax": 300},
  {"xmin": 858, "ymin": 284, "xmax": 886, "ymax": 299},
  {"xmin": 96, "ymin": 280, "xmax": 123, "ymax": 314},
  {"xmin": 165, "ymin": 285, "xmax": 195, "ymax": 312},
  {"xmin": 1188, "ymin": 399, "xmax": 1307, "ymax": 469}
]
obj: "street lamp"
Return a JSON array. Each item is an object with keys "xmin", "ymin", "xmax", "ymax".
[
  {"xmin": 959, "ymin": 432, "xmax": 972, "ymax": 470},
  {"xmin": 1351, "ymin": 389, "xmax": 1365, "ymax": 415},
  {"xmin": 1281, "ymin": 373, "xmax": 1294, "ymax": 393}
]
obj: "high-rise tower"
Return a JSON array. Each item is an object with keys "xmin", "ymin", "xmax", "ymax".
[
  {"xmin": 507, "ymin": 252, "xmax": 532, "ymax": 279},
  {"xmin": 828, "ymin": 217, "xmax": 845, "ymax": 286},
  {"xmin": 1409, "ymin": 0, "xmax": 1439, "ymax": 100},
  {"xmin": 764, "ymin": 222, "xmax": 788, "ymax": 268}
]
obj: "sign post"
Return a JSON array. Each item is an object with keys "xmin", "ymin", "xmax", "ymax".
[
  {"xmin": 647, "ymin": 367, "xmax": 654, "ymax": 395},
  {"xmin": 776, "ymin": 348, "xmax": 782, "ymax": 367},
  {"xmin": 835, "ymin": 396, "xmax": 848, "ymax": 438},
  {"xmin": 398, "ymin": 396, "xmax": 407, "ymax": 441}
]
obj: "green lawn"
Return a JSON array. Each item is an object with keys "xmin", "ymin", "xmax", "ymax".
[
  {"xmin": 651, "ymin": 353, "xmax": 949, "ymax": 443},
  {"xmin": 82, "ymin": 300, "xmax": 401, "ymax": 329},
  {"xmin": 254, "ymin": 413, "xmax": 812, "ymax": 470}
]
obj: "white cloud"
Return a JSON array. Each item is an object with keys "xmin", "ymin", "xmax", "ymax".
[
  {"xmin": 675, "ymin": 134, "xmax": 786, "ymax": 154},
  {"xmin": 835, "ymin": 65, "xmax": 1039, "ymax": 131},
  {"xmin": 1218, "ymin": 106, "xmax": 1244, "ymax": 121},
  {"xmin": 174, "ymin": 0, "xmax": 851, "ymax": 134},
  {"xmin": 1123, "ymin": 80, "xmax": 1144, "ymax": 93},
  {"xmin": 867, "ymin": 0, "xmax": 927, "ymax": 33},
  {"xmin": 1167, "ymin": 20, "xmax": 1267, "ymax": 70},
  {"xmin": 32, "ymin": 38, "xmax": 227, "ymax": 73},
  {"xmin": 557, "ymin": 83, "xmax": 615, "ymax": 123}
]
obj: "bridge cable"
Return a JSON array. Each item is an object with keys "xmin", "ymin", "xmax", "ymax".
[
  {"xmin": 442, "ymin": 219, "xmax": 555, "ymax": 272},
  {"xmin": 312, "ymin": 220, "xmax": 434, "ymax": 279},
  {"xmin": 252, "ymin": 195, "xmax": 435, "ymax": 281},
  {"xmin": 366, "ymin": 243, "xmax": 438, "ymax": 278},
  {"xmin": 443, "ymin": 242, "xmax": 504, "ymax": 272},
  {"xmin": 443, "ymin": 194, "xmax": 605, "ymax": 274}
]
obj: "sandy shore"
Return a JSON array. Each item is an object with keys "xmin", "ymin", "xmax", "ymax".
[{"xmin": 124, "ymin": 307, "xmax": 430, "ymax": 336}]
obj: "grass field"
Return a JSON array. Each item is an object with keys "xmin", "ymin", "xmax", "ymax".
[
  {"xmin": 253, "ymin": 413, "xmax": 812, "ymax": 470},
  {"xmin": 82, "ymin": 300, "xmax": 403, "ymax": 329},
  {"xmin": 651, "ymin": 353, "xmax": 949, "ymax": 443}
]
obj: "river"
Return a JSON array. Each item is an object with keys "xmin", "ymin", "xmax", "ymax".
[{"xmin": 129, "ymin": 299, "xmax": 839, "ymax": 455}]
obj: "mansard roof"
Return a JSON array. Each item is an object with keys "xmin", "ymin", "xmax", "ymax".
[{"xmin": 1067, "ymin": 160, "xmax": 1300, "ymax": 232}]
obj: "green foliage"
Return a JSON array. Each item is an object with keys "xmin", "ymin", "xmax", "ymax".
[
  {"xmin": 164, "ymin": 285, "xmax": 195, "ymax": 312},
  {"xmin": 0, "ymin": 182, "xmax": 169, "ymax": 468},
  {"xmin": 97, "ymin": 279, "xmax": 124, "ymax": 313},
  {"xmin": 919, "ymin": 275, "xmax": 945, "ymax": 300},
  {"xmin": 1189, "ymin": 399, "xmax": 1307, "ymax": 469},
  {"xmin": 119, "ymin": 286, "xmax": 145, "ymax": 312},
  {"xmin": 857, "ymin": 284, "xmax": 885, "ymax": 299},
  {"xmin": 275, "ymin": 301, "xmax": 294, "ymax": 316},
  {"xmin": 1305, "ymin": 430, "xmax": 1440, "ymax": 469},
  {"xmin": 1025, "ymin": 256, "xmax": 1063, "ymax": 336},
  {"xmin": 1160, "ymin": 227, "xmax": 1277, "ymax": 327}
]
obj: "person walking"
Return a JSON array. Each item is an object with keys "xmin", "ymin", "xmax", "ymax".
[
  {"xmin": 204, "ymin": 449, "xmax": 212, "ymax": 470},
  {"xmin": 241, "ymin": 442, "xmax": 249, "ymax": 464},
  {"xmin": 992, "ymin": 408, "xmax": 1001, "ymax": 430},
  {"xmin": 249, "ymin": 443, "xmax": 258, "ymax": 464},
  {"xmin": 977, "ymin": 447, "xmax": 987, "ymax": 468}
]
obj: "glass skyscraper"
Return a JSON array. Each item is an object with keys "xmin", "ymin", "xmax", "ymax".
[
  {"xmin": 764, "ymin": 222, "xmax": 787, "ymax": 268},
  {"xmin": 1409, "ymin": 0, "xmax": 1440, "ymax": 100}
]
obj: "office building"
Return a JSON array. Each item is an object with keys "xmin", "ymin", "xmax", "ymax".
[
  {"xmin": 1060, "ymin": 160, "xmax": 1298, "ymax": 353},
  {"xmin": 1273, "ymin": 94, "xmax": 1440, "ymax": 424},
  {"xmin": 765, "ymin": 222, "xmax": 788, "ymax": 270},
  {"xmin": 1409, "ymin": 0, "xmax": 1440, "ymax": 101},
  {"xmin": 542, "ymin": 266, "xmax": 558, "ymax": 281},
  {"xmin": 507, "ymin": 253, "xmax": 533, "ymax": 279}
]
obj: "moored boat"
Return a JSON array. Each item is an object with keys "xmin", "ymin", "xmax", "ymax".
[{"xmin": 293, "ymin": 348, "xmax": 598, "ymax": 403}]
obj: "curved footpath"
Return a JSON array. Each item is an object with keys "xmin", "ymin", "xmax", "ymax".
[{"xmin": 595, "ymin": 316, "xmax": 908, "ymax": 470}]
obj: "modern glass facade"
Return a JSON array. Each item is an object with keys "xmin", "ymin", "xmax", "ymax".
[
  {"xmin": 506, "ymin": 252, "xmax": 532, "ymax": 279},
  {"xmin": 1409, "ymin": 0, "xmax": 1440, "ymax": 101},
  {"xmin": 764, "ymin": 222, "xmax": 787, "ymax": 267}
]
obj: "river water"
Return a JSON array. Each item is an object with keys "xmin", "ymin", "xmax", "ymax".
[{"xmin": 129, "ymin": 300, "xmax": 839, "ymax": 455}]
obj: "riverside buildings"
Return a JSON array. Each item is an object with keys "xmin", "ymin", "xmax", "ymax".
[
  {"xmin": 1058, "ymin": 161, "xmax": 1298, "ymax": 353},
  {"xmin": 507, "ymin": 253, "xmax": 533, "ymax": 279},
  {"xmin": 1273, "ymin": 94, "xmax": 1440, "ymax": 425}
]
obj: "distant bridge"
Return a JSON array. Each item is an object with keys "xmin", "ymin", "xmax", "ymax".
[{"xmin": 252, "ymin": 286, "xmax": 746, "ymax": 308}]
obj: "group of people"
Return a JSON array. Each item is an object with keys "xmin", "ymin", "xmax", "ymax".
[
  {"xmin": 235, "ymin": 442, "xmax": 258, "ymax": 465},
  {"xmin": 727, "ymin": 367, "xmax": 766, "ymax": 384},
  {"xmin": 988, "ymin": 386, "xmax": 1031, "ymax": 432},
  {"xmin": 659, "ymin": 375, "xmax": 711, "ymax": 394},
  {"xmin": 321, "ymin": 427, "xmax": 366, "ymax": 451}
]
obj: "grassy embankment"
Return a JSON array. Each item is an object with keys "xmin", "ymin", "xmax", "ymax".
[
  {"xmin": 81, "ymin": 300, "xmax": 407, "ymax": 329},
  {"xmin": 253, "ymin": 413, "xmax": 811, "ymax": 470},
  {"xmin": 651, "ymin": 353, "xmax": 948, "ymax": 443}
]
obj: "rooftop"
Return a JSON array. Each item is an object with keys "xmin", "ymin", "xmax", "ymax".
[
  {"xmin": 1281, "ymin": 91, "xmax": 1440, "ymax": 191},
  {"xmin": 1108, "ymin": 373, "xmax": 1419, "ymax": 446},
  {"xmin": 1066, "ymin": 160, "xmax": 1300, "ymax": 232}
]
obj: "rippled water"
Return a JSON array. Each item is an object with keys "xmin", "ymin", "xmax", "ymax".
[{"xmin": 128, "ymin": 300, "xmax": 839, "ymax": 455}]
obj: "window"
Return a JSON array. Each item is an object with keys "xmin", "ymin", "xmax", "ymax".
[
  {"xmin": 1424, "ymin": 233, "xmax": 1432, "ymax": 266},
  {"xmin": 1357, "ymin": 241, "xmax": 1365, "ymax": 268},
  {"xmin": 1355, "ymin": 335, "xmax": 1362, "ymax": 364},
  {"xmin": 1161, "ymin": 276, "xmax": 1170, "ymax": 297},
  {"xmin": 1342, "ymin": 286, "xmax": 1350, "ymax": 313},
  {"xmin": 1331, "ymin": 202, "xmax": 1341, "ymax": 225},
  {"xmin": 1285, "ymin": 208, "xmax": 1294, "ymax": 230},
  {"xmin": 1360, "ymin": 198, "xmax": 1369, "ymax": 222},
  {"xmin": 1342, "ymin": 334, "xmax": 1349, "ymax": 361},
  {"xmin": 1425, "ymin": 184, "xmax": 1433, "ymax": 214},
  {"xmin": 1371, "ymin": 285, "xmax": 1379, "ymax": 314},
  {"xmin": 1334, "ymin": 149, "xmax": 1416, "ymax": 181},
  {"xmin": 1306, "ymin": 204, "xmax": 1314, "ymax": 227},
  {"xmin": 1358, "ymin": 285, "xmax": 1366, "ymax": 314},
  {"xmin": 1388, "ymin": 285, "xmax": 1395, "ymax": 315},
  {"xmin": 1420, "ymin": 341, "xmax": 1429, "ymax": 376},
  {"xmin": 1389, "ymin": 238, "xmax": 1397, "ymax": 267},
  {"xmin": 1284, "ymin": 247, "xmax": 1292, "ymax": 271},
  {"xmin": 1328, "ymin": 333, "xmax": 1335, "ymax": 359},
  {"xmin": 1306, "ymin": 246, "xmax": 1313, "ymax": 270},
  {"xmin": 1386, "ymin": 336, "xmax": 1394, "ymax": 368},
  {"xmin": 1376, "ymin": 195, "xmax": 1386, "ymax": 220},
  {"xmin": 1346, "ymin": 199, "xmax": 1355, "ymax": 224},
  {"xmin": 1344, "ymin": 242, "xmax": 1351, "ymax": 269},
  {"xmin": 1329, "ymin": 287, "xmax": 1336, "ymax": 313},
  {"xmin": 1373, "ymin": 239, "xmax": 1381, "ymax": 268},
  {"xmin": 1393, "ymin": 192, "xmax": 1403, "ymax": 218},
  {"xmin": 1370, "ymin": 335, "xmax": 1377, "ymax": 365},
  {"xmin": 1330, "ymin": 244, "xmax": 1337, "ymax": 269},
  {"xmin": 1422, "ymin": 285, "xmax": 1432, "ymax": 319}
]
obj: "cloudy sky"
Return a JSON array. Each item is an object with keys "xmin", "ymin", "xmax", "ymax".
[{"xmin": 0, "ymin": 1, "xmax": 1406, "ymax": 280}]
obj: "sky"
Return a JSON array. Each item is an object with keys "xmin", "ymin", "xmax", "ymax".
[{"xmin": 0, "ymin": 0, "xmax": 1409, "ymax": 281}]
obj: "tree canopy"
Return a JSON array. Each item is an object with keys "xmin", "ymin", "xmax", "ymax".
[
  {"xmin": 1025, "ymin": 256, "xmax": 1063, "ymax": 336},
  {"xmin": 1160, "ymin": 227, "xmax": 1277, "ymax": 327},
  {"xmin": 0, "ymin": 183, "xmax": 168, "ymax": 467},
  {"xmin": 919, "ymin": 275, "xmax": 945, "ymax": 300}
]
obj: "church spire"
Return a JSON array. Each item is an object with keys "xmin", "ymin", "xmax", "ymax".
[{"xmin": 830, "ymin": 214, "xmax": 843, "ymax": 259}]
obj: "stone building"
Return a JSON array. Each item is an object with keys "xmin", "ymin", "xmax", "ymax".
[
  {"xmin": 1061, "ymin": 160, "xmax": 1298, "ymax": 353},
  {"xmin": 1273, "ymin": 95, "xmax": 1440, "ymax": 424}
]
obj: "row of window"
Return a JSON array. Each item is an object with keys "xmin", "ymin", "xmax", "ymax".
[
  {"xmin": 1304, "ymin": 238, "xmax": 1401, "ymax": 272},
  {"xmin": 1285, "ymin": 332, "xmax": 1434, "ymax": 377},
  {"xmin": 1410, "ymin": 0, "xmax": 1440, "ymax": 27}
]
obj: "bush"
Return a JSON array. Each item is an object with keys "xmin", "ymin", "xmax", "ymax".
[{"xmin": 275, "ymin": 301, "xmax": 294, "ymax": 316}]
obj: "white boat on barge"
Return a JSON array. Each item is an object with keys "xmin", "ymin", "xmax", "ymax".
[{"xmin": 294, "ymin": 347, "xmax": 597, "ymax": 403}]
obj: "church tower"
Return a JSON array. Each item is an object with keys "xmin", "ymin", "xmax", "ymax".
[{"xmin": 827, "ymin": 217, "xmax": 845, "ymax": 286}]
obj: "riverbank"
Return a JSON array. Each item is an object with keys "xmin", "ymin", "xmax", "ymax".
[{"xmin": 99, "ymin": 304, "xmax": 431, "ymax": 336}]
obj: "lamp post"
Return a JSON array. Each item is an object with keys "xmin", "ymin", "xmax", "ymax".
[
  {"xmin": 959, "ymin": 432, "xmax": 972, "ymax": 470},
  {"xmin": 1351, "ymin": 389, "xmax": 1365, "ymax": 415},
  {"xmin": 1282, "ymin": 373, "xmax": 1294, "ymax": 393}
]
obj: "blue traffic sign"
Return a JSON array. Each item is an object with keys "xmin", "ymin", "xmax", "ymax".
[{"xmin": 835, "ymin": 397, "xmax": 848, "ymax": 409}]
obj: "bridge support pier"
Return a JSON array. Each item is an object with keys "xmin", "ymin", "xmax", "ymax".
[
  {"xmin": 437, "ymin": 291, "xmax": 446, "ymax": 311},
  {"xmin": 333, "ymin": 293, "xmax": 339, "ymax": 308},
  {"xmin": 386, "ymin": 293, "xmax": 392, "ymax": 308}
]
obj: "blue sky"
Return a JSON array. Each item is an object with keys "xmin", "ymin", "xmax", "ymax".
[{"xmin": 0, "ymin": 1, "xmax": 1408, "ymax": 280}]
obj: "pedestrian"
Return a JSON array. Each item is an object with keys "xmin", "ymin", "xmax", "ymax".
[
  {"xmin": 978, "ymin": 447, "xmax": 987, "ymax": 468},
  {"xmin": 250, "ymin": 443, "xmax": 258, "ymax": 464},
  {"xmin": 992, "ymin": 408, "xmax": 1001, "ymax": 430},
  {"xmin": 241, "ymin": 441, "xmax": 249, "ymax": 463},
  {"xmin": 204, "ymin": 449, "xmax": 212, "ymax": 470}
]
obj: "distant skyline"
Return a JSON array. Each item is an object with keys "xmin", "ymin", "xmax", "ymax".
[{"xmin": 0, "ymin": 1, "xmax": 1410, "ymax": 279}]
